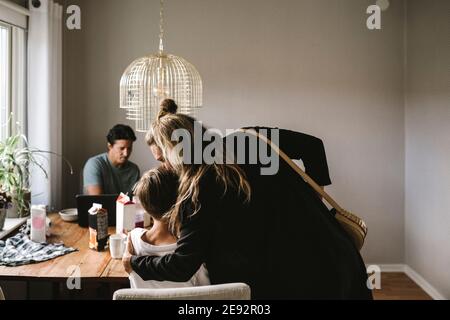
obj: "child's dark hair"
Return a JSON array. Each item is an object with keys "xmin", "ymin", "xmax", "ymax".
[
  {"xmin": 134, "ymin": 167, "xmax": 179, "ymax": 220},
  {"xmin": 107, "ymin": 124, "xmax": 137, "ymax": 145}
]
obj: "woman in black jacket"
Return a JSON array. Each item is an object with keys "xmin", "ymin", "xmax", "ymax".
[{"xmin": 123, "ymin": 104, "xmax": 372, "ymax": 300}]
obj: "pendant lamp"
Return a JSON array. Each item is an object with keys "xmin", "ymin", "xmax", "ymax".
[{"xmin": 120, "ymin": 0, "xmax": 203, "ymax": 132}]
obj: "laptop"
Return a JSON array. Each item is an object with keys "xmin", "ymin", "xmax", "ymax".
[{"xmin": 76, "ymin": 194, "xmax": 118, "ymax": 228}]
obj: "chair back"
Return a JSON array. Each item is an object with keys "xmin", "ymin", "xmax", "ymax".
[{"xmin": 113, "ymin": 283, "xmax": 251, "ymax": 300}]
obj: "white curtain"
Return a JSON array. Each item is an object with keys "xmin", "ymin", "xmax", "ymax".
[{"xmin": 27, "ymin": 0, "xmax": 63, "ymax": 211}]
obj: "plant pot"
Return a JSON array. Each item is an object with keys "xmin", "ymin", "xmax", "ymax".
[
  {"xmin": 0, "ymin": 208, "xmax": 6, "ymax": 231},
  {"xmin": 6, "ymin": 190, "xmax": 31, "ymax": 218}
]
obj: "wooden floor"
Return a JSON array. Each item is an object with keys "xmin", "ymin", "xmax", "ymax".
[
  {"xmin": 0, "ymin": 272, "xmax": 433, "ymax": 300},
  {"xmin": 372, "ymin": 273, "xmax": 432, "ymax": 300}
]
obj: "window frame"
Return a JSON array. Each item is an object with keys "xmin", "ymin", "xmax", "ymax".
[{"xmin": 0, "ymin": 19, "xmax": 27, "ymax": 141}]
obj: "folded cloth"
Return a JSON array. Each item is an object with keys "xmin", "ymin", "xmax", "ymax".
[{"xmin": 0, "ymin": 226, "xmax": 77, "ymax": 267}]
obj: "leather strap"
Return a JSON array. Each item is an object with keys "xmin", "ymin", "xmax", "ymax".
[{"xmin": 239, "ymin": 129, "xmax": 345, "ymax": 213}]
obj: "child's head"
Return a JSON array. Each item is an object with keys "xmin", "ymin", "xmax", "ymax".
[{"xmin": 134, "ymin": 167, "xmax": 179, "ymax": 221}]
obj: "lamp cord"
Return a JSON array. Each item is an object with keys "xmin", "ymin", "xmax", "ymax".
[{"xmin": 159, "ymin": 0, "xmax": 164, "ymax": 54}]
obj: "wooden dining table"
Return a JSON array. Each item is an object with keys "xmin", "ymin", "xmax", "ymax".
[{"xmin": 0, "ymin": 213, "xmax": 129, "ymax": 299}]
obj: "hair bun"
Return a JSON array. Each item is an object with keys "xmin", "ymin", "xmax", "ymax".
[{"xmin": 159, "ymin": 99, "xmax": 178, "ymax": 118}]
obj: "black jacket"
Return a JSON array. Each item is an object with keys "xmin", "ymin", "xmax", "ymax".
[{"xmin": 131, "ymin": 128, "xmax": 372, "ymax": 299}]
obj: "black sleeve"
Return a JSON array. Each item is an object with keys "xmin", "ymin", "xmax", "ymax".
[
  {"xmin": 278, "ymin": 129, "xmax": 332, "ymax": 186},
  {"xmin": 243, "ymin": 127, "xmax": 332, "ymax": 186},
  {"xmin": 130, "ymin": 200, "xmax": 209, "ymax": 282}
]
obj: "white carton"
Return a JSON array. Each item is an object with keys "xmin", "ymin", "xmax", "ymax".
[
  {"xmin": 133, "ymin": 197, "xmax": 151, "ymax": 228},
  {"xmin": 116, "ymin": 193, "xmax": 136, "ymax": 234}
]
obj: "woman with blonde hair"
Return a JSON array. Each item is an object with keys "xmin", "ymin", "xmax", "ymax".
[{"xmin": 123, "ymin": 99, "xmax": 372, "ymax": 299}]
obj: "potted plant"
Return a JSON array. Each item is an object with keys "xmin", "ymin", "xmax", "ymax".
[
  {"xmin": 0, "ymin": 129, "xmax": 73, "ymax": 218},
  {"xmin": 0, "ymin": 191, "xmax": 12, "ymax": 230}
]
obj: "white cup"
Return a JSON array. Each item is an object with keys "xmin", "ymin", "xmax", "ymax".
[{"xmin": 109, "ymin": 234, "xmax": 127, "ymax": 259}]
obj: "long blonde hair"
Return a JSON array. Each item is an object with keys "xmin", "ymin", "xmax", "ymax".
[{"xmin": 148, "ymin": 112, "xmax": 251, "ymax": 234}]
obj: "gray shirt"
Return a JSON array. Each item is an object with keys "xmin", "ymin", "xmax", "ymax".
[{"xmin": 83, "ymin": 153, "xmax": 140, "ymax": 195}]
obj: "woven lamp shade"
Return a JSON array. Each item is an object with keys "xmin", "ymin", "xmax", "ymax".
[{"xmin": 120, "ymin": 53, "xmax": 202, "ymax": 132}]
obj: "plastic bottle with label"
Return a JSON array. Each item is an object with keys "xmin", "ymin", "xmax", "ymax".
[{"xmin": 31, "ymin": 205, "xmax": 47, "ymax": 243}]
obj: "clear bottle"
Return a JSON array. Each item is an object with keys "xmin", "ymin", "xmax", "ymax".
[{"xmin": 31, "ymin": 205, "xmax": 47, "ymax": 243}]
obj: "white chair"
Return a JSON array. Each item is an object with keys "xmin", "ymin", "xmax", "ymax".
[
  {"xmin": 0, "ymin": 286, "xmax": 5, "ymax": 300},
  {"xmin": 113, "ymin": 283, "xmax": 251, "ymax": 300}
]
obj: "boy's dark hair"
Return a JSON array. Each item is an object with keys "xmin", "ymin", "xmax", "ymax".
[
  {"xmin": 107, "ymin": 124, "xmax": 137, "ymax": 145},
  {"xmin": 134, "ymin": 167, "xmax": 179, "ymax": 220}
]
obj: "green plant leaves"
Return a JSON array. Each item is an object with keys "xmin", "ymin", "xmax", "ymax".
[
  {"xmin": 0, "ymin": 118, "xmax": 73, "ymax": 217},
  {"xmin": 0, "ymin": 133, "xmax": 46, "ymax": 217}
]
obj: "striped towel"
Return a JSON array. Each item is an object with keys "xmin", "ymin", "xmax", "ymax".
[{"xmin": 0, "ymin": 226, "xmax": 77, "ymax": 267}]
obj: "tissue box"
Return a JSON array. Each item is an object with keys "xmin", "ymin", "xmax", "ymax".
[{"xmin": 116, "ymin": 193, "xmax": 136, "ymax": 234}]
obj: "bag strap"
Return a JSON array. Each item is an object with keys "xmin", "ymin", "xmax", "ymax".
[{"xmin": 239, "ymin": 129, "xmax": 346, "ymax": 213}]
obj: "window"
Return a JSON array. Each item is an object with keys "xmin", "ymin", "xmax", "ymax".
[
  {"xmin": 0, "ymin": 21, "xmax": 26, "ymax": 141},
  {"xmin": 0, "ymin": 22, "xmax": 10, "ymax": 140}
]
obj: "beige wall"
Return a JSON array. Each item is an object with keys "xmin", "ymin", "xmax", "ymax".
[
  {"xmin": 405, "ymin": 0, "xmax": 450, "ymax": 298},
  {"xmin": 62, "ymin": 0, "xmax": 406, "ymax": 264}
]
